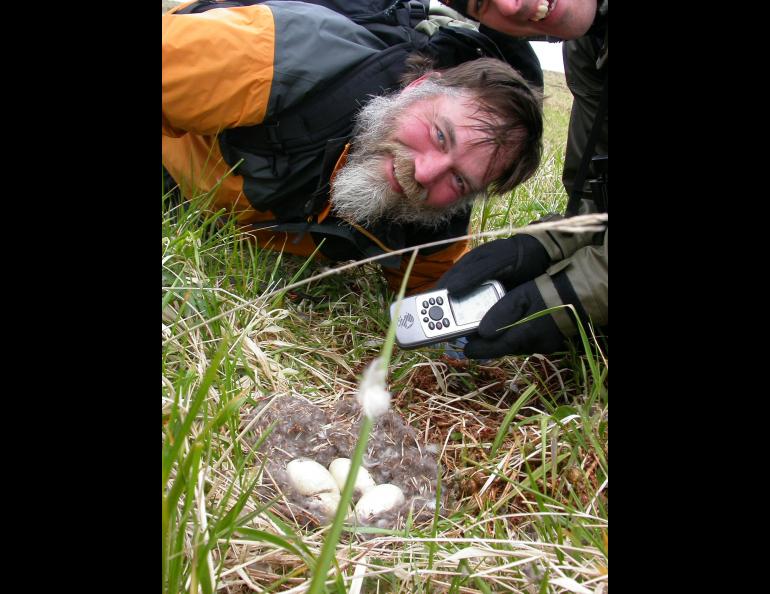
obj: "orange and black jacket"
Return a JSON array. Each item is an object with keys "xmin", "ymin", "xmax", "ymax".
[{"xmin": 162, "ymin": 0, "xmax": 542, "ymax": 293}]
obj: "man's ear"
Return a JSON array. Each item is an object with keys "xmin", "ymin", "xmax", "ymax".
[{"xmin": 403, "ymin": 71, "xmax": 441, "ymax": 90}]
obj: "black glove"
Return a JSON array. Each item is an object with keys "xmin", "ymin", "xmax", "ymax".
[
  {"xmin": 436, "ymin": 234, "xmax": 550, "ymax": 295},
  {"xmin": 464, "ymin": 279, "xmax": 567, "ymax": 358}
]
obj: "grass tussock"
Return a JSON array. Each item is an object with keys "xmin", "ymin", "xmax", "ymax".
[{"xmin": 162, "ymin": 72, "xmax": 607, "ymax": 594}]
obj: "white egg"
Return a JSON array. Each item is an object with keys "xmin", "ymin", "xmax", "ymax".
[
  {"xmin": 286, "ymin": 458, "xmax": 340, "ymax": 497},
  {"xmin": 354, "ymin": 483, "xmax": 405, "ymax": 522},
  {"xmin": 310, "ymin": 491, "xmax": 342, "ymax": 520},
  {"xmin": 328, "ymin": 458, "xmax": 377, "ymax": 499}
]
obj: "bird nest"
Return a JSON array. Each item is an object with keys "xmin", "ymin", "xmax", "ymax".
[{"xmin": 242, "ymin": 394, "xmax": 446, "ymax": 530}]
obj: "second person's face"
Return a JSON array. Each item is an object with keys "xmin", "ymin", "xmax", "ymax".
[{"xmin": 464, "ymin": 0, "xmax": 597, "ymax": 40}]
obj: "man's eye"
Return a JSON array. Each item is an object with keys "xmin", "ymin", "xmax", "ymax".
[
  {"xmin": 474, "ymin": 0, "xmax": 486, "ymax": 15},
  {"xmin": 436, "ymin": 128, "xmax": 446, "ymax": 147},
  {"xmin": 454, "ymin": 174, "xmax": 466, "ymax": 192}
]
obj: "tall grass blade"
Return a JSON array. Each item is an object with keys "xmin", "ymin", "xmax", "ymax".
[
  {"xmin": 489, "ymin": 383, "xmax": 538, "ymax": 457},
  {"xmin": 307, "ymin": 250, "xmax": 418, "ymax": 593},
  {"xmin": 162, "ymin": 337, "xmax": 230, "ymax": 485}
]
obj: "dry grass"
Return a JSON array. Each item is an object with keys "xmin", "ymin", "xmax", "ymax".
[
  {"xmin": 162, "ymin": 242, "xmax": 608, "ymax": 591},
  {"xmin": 162, "ymin": 35, "xmax": 606, "ymax": 594}
]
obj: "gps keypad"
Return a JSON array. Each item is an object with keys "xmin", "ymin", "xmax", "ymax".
[{"xmin": 414, "ymin": 290, "xmax": 457, "ymax": 338}]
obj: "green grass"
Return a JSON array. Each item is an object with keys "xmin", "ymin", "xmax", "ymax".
[
  {"xmin": 162, "ymin": 71, "xmax": 608, "ymax": 593},
  {"xmin": 474, "ymin": 71, "xmax": 571, "ymax": 237}
]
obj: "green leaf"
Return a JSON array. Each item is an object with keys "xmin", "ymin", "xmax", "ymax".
[
  {"xmin": 552, "ymin": 405, "xmax": 579, "ymax": 421},
  {"xmin": 489, "ymin": 384, "xmax": 538, "ymax": 457},
  {"xmin": 234, "ymin": 527, "xmax": 309, "ymax": 560},
  {"xmin": 270, "ymin": 239, "xmax": 325, "ymax": 308},
  {"xmin": 196, "ymin": 549, "xmax": 214, "ymax": 594},
  {"xmin": 162, "ymin": 336, "xmax": 230, "ymax": 485}
]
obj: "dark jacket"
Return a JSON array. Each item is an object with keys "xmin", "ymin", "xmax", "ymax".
[
  {"xmin": 526, "ymin": 1, "xmax": 608, "ymax": 334},
  {"xmin": 162, "ymin": 0, "xmax": 542, "ymax": 293}
]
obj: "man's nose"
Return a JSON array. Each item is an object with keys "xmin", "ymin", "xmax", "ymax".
[{"xmin": 413, "ymin": 150, "xmax": 451, "ymax": 188}]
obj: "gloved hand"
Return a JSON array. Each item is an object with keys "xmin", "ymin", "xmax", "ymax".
[
  {"xmin": 464, "ymin": 278, "xmax": 567, "ymax": 358},
  {"xmin": 435, "ymin": 234, "xmax": 550, "ymax": 295}
]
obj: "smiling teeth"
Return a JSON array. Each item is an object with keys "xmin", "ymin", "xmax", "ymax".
[{"xmin": 529, "ymin": 0, "xmax": 556, "ymax": 22}]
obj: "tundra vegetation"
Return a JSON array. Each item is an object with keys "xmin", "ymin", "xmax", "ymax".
[{"xmin": 162, "ymin": 70, "xmax": 608, "ymax": 594}]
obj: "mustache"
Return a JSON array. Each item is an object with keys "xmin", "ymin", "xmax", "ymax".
[{"xmin": 380, "ymin": 141, "xmax": 426, "ymax": 204}]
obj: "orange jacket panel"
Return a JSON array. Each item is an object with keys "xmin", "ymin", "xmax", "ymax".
[{"xmin": 162, "ymin": 5, "xmax": 275, "ymax": 137}]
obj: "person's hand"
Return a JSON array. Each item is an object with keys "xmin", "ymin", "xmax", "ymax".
[
  {"xmin": 435, "ymin": 234, "xmax": 550, "ymax": 294},
  {"xmin": 464, "ymin": 279, "xmax": 567, "ymax": 358}
]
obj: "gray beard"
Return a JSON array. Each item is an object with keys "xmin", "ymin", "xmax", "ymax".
[{"xmin": 330, "ymin": 82, "xmax": 479, "ymax": 230}]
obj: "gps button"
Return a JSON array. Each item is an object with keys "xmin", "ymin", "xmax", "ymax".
[{"xmin": 429, "ymin": 306, "xmax": 444, "ymax": 321}]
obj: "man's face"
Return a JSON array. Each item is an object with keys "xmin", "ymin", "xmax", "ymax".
[
  {"xmin": 331, "ymin": 80, "xmax": 507, "ymax": 228},
  {"xmin": 464, "ymin": 0, "xmax": 597, "ymax": 40}
]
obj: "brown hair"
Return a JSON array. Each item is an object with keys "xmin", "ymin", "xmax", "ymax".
[{"xmin": 402, "ymin": 56, "xmax": 543, "ymax": 195}]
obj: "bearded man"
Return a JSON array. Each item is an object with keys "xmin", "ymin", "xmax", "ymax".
[{"xmin": 162, "ymin": 0, "xmax": 544, "ymax": 293}]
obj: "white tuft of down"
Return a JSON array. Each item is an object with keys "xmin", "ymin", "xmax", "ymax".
[{"xmin": 357, "ymin": 358, "xmax": 391, "ymax": 420}]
